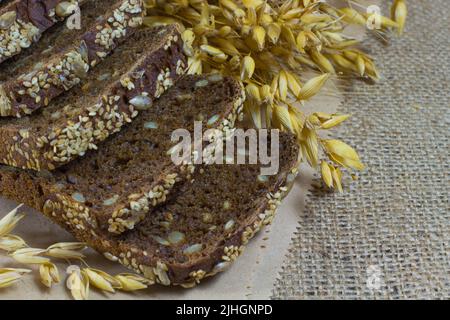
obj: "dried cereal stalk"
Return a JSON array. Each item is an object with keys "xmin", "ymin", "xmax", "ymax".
[
  {"xmin": 66, "ymin": 265, "xmax": 90, "ymax": 300},
  {"xmin": 0, "ymin": 204, "xmax": 24, "ymax": 237},
  {"xmin": 39, "ymin": 262, "xmax": 60, "ymax": 288},
  {"xmin": 143, "ymin": 0, "xmax": 407, "ymax": 191},
  {"xmin": 0, "ymin": 268, "xmax": 31, "ymax": 288},
  {"xmin": 0, "ymin": 206, "xmax": 154, "ymax": 299},
  {"xmin": 115, "ymin": 273, "xmax": 153, "ymax": 291},
  {"xmin": 83, "ymin": 268, "xmax": 122, "ymax": 293}
]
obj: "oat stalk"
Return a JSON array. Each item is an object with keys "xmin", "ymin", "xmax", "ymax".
[
  {"xmin": 0, "ymin": 206, "xmax": 154, "ymax": 299},
  {"xmin": 143, "ymin": 0, "xmax": 407, "ymax": 191}
]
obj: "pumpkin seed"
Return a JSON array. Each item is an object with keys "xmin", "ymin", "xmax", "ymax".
[
  {"xmin": 153, "ymin": 236, "xmax": 170, "ymax": 246},
  {"xmin": 167, "ymin": 231, "xmax": 185, "ymax": 244},
  {"xmin": 71, "ymin": 192, "xmax": 86, "ymax": 203},
  {"xmin": 130, "ymin": 95, "xmax": 152, "ymax": 110},
  {"xmin": 0, "ymin": 11, "xmax": 16, "ymax": 30},
  {"xmin": 183, "ymin": 244, "xmax": 203, "ymax": 255},
  {"xmin": 213, "ymin": 262, "xmax": 231, "ymax": 273},
  {"xmin": 195, "ymin": 79, "xmax": 209, "ymax": 88},
  {"xmin": 224, "ymin": 219, "xmax": 235, "ymax": 231},
  {"xmin": 103, "ymin": 195, "xmax": 119, "ymax": 206},
  {"xmin": 257, "ymin": 175, "xmax": 269, "ymax": 182},
  {"xmin": 207, "ymin": 114, "xmax": 220, "ymax": 126},
  {"xmin": 207, "ymin": 73, "xmax": 223, "ymax": 82},
  {"xmin": 143, "ymin": 121, "xmax": 158, "ymax": 129},
  {"xmin": 286, "ymin": 173, "xmax": 296, "ymax": 183}
]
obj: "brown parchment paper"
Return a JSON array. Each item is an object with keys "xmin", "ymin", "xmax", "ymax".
[
  {"xmin": 0, "ymin": 1, "xmax": 374, "ymax": 300},
  {"xmin": 0, "ymin": 83, "xmax": 341, "ymax": 300}
]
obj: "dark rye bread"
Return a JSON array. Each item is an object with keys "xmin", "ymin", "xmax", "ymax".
[
  {"xmin": 0, "ymin": 0, "xmax": 144, "ymax": 117},
  {"xmin": 0, "ymin": 74, "xmax": 244, "ymax": 235},
  {"xmin": 0, "ymin": 0, "xmax": 81, "ymax": 64},
  {"xmin": 0, "ymin": 25, "xmax": 186, "ymax": 171},
  {"xmin": 0, "ymin": 132, "xmax": 299, "ymax": 286}
]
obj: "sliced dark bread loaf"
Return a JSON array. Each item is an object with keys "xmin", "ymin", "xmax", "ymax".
[
  {"xmin": 0, "ymin": 25, "xmax": 186, "ymax": 172},
  {"xmin": 0, "ymin": 74, "xmax": 244, "ymax": 235},
  {"xmin": 0, "ymin": 131, "xmax": 299, "ymax": 286},
  {"xmin": 0, "ymin": 0, "xmax": 82, "ymax": 64},
  {"xmin": 0, "ymin": 0, "xmax": 144, "ymax": 117}
]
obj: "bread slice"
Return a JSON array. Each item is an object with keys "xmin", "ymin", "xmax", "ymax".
[
  {"xmin": 0, "ymin": 0, "xmax": 144, "ymax": 117},
  {"xmin": 0, "ymin": 25, "xmax": 186, "ymax": 172},
  {"xmin": 0, "ymin": 129, "xmax": 299, "ymax": 286},
  {"xmin": 0, "ymin": 0, "xmax": 82, "ymax": 64},
  {"xmin": 0, "ymin": 74, "xmax": 244, "ymax": 236}
]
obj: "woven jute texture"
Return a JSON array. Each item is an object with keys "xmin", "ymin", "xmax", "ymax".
[{"xmin": 272, "ymin": 0, "xmax": 450, "ymax": 300}]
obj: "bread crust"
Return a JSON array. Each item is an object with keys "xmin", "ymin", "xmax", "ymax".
[
  {"xmin": 0, "ymin": 0, "xmax": 72, "ymax": 65},
  {"xmin": 0, "ymin": 133, "xmax": 300, "ymax": 286},
  {"xmin": 0, "ymin": 0, "xmax": 144, "ymax": 117},
  {"xmin": 0, "ymin": 25, "xmax": 186, "ymax": 171}
]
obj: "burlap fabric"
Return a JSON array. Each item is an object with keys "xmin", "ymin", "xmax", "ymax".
[{"xmin": 272, "ymin": 0, "xmax": 450, "ymax": 300}]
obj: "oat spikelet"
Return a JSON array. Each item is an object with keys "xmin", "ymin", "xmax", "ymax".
[
  {"xmin": 144, "ymin": 0, "xmax": 407, "ymax": 191},
  {"xmin": 330, "ymin": 165, "xmax": 343, "ymax": 193},
  {"xmin": 45, "ymin": 242, "xmax": 87, "ymax": 260},
  {"xmin": 66, "ymin": 265, "xmax": 89, "ymax": 300},
  {"xmin": 45, "ymin": 248, "xmax": 86, "ymax": 260},
  {"xmin": 252, "ymin": 25, "xmax": 266, "ymax": 51},
  {"xmin": 39, "ymin": 262, "xmax": 60, "ymax": 288},
  {"xmin": 47, "ymin": 242, "xmax": 87, "ymax": 251},
  {"xmin": 10, "ymin": 248, "xmax": 50, "ymax": 264},
  {"xmin": 322, "ymin": 139, "xmax": 365, "ymax": 171},
  {"xmin": 0, "ymin": 235, "xmax": 27, "ymax": 251},
  {"xmin": 278, "ymin": 70, "xmax": 288, "ymax": 101},
  {"xmin": 321, "ymin": 114, "xmax": 351, "ymax": 129},
  {"xmin": 0, "ymin": 268, "xmax": 31, "ymax": 289},
  {"xmin": 297, "ymin": 73, "xmax": 330, "ymax": 101},
  {"xmin": 0, "ymin": 204, "xmax": 24, "ymax": 237},
  {"xmin": 392, "ymin": 0, "xmax": 407, "ymax": 35},
  {"xmin": 84, "ymin": 268, "xmax": 120, "ymax": 293},
  {"xmin": 339, "ymin": 8, "xmax": 366, "ymax": 26},
  {"xmin": 322, "ymin": 139, "xmax": 360, "ymax": 161},
  {"xmin": 241, "ymin": 56, "xmax": 255, "ymax": 80},
  {"xmin": 115, "ymin": 274, "xmax": 151, "ymax": 291},
  {"xmin": 274, "ymin": 105, "xmax": 293, "ymax": 132},
  {"xmin": 321, "ymin": 161, "xmax": 333, "ymax": 188},
  {"xmin": 310, "ymin": 50, "xmax": 335, "ymax": 74}
]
